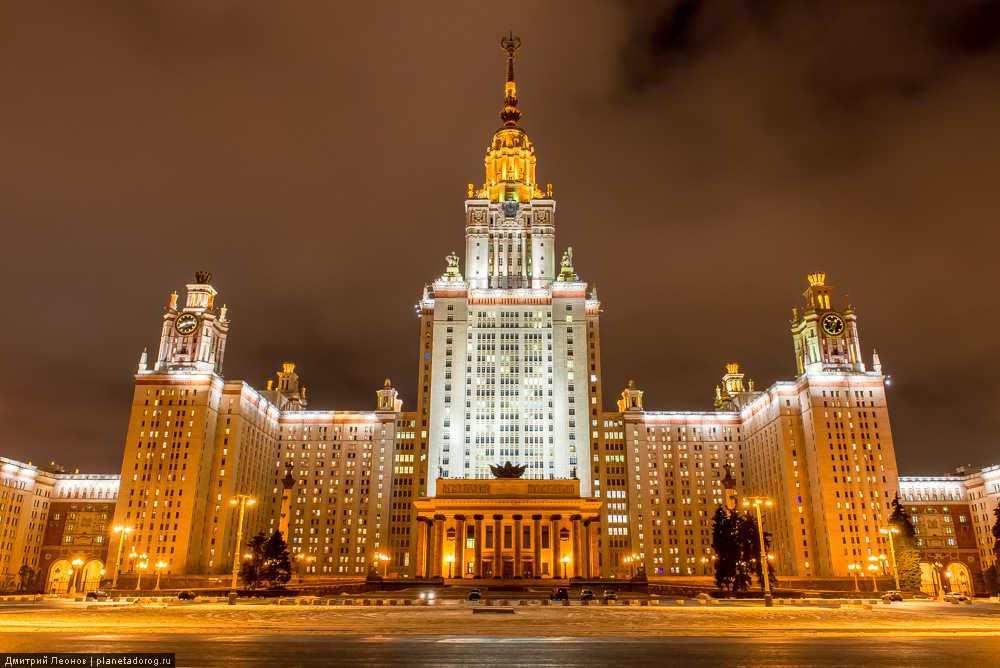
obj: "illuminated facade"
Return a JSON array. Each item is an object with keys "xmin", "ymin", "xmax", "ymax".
[
  {"xmin": 83, "ymin": 35, "xmax": 979, "ymax": 584},
  {"xmin": 421, "ymin": 34, "xmax": 600, "ymax": 494},
  {"xmin": 899, "ymin": 466, "xmax": 1000, "ymax": 594},
  {"xmin": 0, "ymin": 457, "xmax": 118, "ymax": 592}
]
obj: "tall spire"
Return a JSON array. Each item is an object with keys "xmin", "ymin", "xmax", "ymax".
[{"xmin": 500, "ymin": 32, "xmax": 522, "ymax": 127}]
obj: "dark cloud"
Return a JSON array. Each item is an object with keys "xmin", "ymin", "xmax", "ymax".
[{"xmin": 1, "ymin": 1, "xmax": 998, "ymax": 475}]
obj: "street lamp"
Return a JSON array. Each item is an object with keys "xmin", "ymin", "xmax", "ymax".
[
  {"xmin": 154, "ymin": 561, "xmax": 167, "ymax": 591},
  {"xmin": 70, "ymin": 558, "xmax": 84, "ymax": 594},
  {"xmin": 228, "ymin": 494, "xmax": 256, "ymax": 603},
  {"xmin": 445, "ymin": 554, "xmax": 455, "ymax": 579},
  {"xmin": 866, "ymin": 556, "xmax": 879, "ymax": 592},
  {"xmin": 560, "ymin": 555, "xmax": 570, "ymax": 579},
  {"xmin": 65, "ymin": 568, "xmax": 74, "ymax": 595},
  {"xmin": 878, "ymin": 527, "xmax": 901, "ymax": 591},
  {"xmin": 111, "ymin": 525, "xmax": 132, "ymax": 589},
  {"xmin": 135, "ymin": 556, "xmax": 149, "ymax": 592},
  {"xmin": 847, "ymin": 563, "xmax": 861, "ymax": 592},
  {"xmin": 375, "ymin": 552, "xmax": 391, "ymax": 578},
  {"xmin": 742, "ymin": 496, "xmax": 775, "ymax": 606}
]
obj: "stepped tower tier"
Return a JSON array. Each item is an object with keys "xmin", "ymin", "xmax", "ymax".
[
  {"xmin": 420, "ymin": 36, "xmax": 603, "ymax": 496},
  {"xmin": 790, "ymin": 272, "xmax": 864, "ymax": 375}
]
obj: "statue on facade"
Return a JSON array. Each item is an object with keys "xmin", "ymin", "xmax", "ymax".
[{"xmin": 490, "ymin": 461, "xmax": 527, "ymax": 479}]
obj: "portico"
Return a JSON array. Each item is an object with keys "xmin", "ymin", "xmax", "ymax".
[{"xmin": 414, "ymin": 477, "xmax": 602, "ymax": 580}]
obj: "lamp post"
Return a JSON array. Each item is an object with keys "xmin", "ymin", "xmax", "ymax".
[
  {"xmin": 228, "ymin": 494, "xmax": 256, "ymax": 603},
  {"xmin": 847, "ymin": 563, "xmax": 861, "ymax": 592},
  {"xmin": 135, "ymin": 556, "xmax": 148, "ymax": 592},
  {"xmin": 65, "ymin": 568, "xmax": 74, "ymax": 595},
  {"xmin": 375, "ymin": 552, "xmax": 390, "ymax": 577},
  {"xmin": 931, "ymin": 560, "xmax": 944, "ymax": 597},
  {"xmin": 742, "ymin": 496, "xmax": 775, "ymax": 607},
  {"xmin": 128, "ymin": 551, "xmax": 138, "ymax": 574},
  {"xmin": 866, "ymin": 556, "xmax": 879, "ymax": 592},
  {"xmin": 445, "ymin": 554, "xmax": 455, "ymax": 579},
  {"xmin": 154, "ymin": 561, "xmax": 167, "ymax": 591},
  {"xmin": 111, "ymin": 525, "xmax": 132, "ymax": 589},
  {"xmin": 560, "ymin": 555, "xmax": 570, "ymax": 580},
  {"xmin": 878, "ymin": 527, "xmax": 901, "ymax": 591},
  {"xmin": 622, "ymin": 555, "xmax": 632, "ymax": 578},
  {"xmin": 70, "ymin": 558, "xmax": 84, "ymax": 594}
]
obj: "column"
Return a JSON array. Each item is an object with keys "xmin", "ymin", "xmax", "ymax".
[
  {"xmin": 431, "ymin": 514, "xmax": 445, "ymax": 578},
  {"xmin": 513, "ymin": 514, "xmax": 523, "ymax": 578},
  {"xmin": 455, "ymin": 514, "xmax": 466, "ymax": 579},
  {"xmin": 569, "ymin": 515, "xmax": 583, "ymax": 578},
  {"xmin": 589, "ymin": 518, "xmax": 600, "ymax": 578},
  {"xmin": 422, "ymin": 518, "xmax": 434, "ymax": 579},
  {"xmin": 550, "ymin": 515, "xmax": 562, "ymax": 579},
  {"xmin": 582, "ymin": 520, "xmax": 592, "ymax": 579},
  {"xmin": 532, "ymin": 515, "xmax": 542, "ymax": 578},
  {"xmin": 493, "ymin": 514, "xmax": 503, "ymax": 578},
  {"xmin": 473, "ymin": 515, "xmax": 484, "ymax": 577}
]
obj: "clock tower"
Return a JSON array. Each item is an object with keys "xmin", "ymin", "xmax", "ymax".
[
  {"xmin": 790, "ymin": 272, "xmax": 863, "ymax": 375},
  {"xmin": 150, "ymin": 271, "xmax": 229, "ymax": 375}
]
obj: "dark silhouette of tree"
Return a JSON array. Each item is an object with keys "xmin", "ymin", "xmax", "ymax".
[
  {"xmin": 17, "ymin": 565, "xmax": 35, "ymax": 593},
  {"xmin": 262, "ymin": 530, "xmax": 292, "ymax": 585},
  {"xmin": 711, "ymin": 506, "xmax": 737, "ymax": 590},
  {"xmin": 239, "ymin": 531, "xmax": 292, "ymax": 589},
  {"xmin": 888, "ymin": 494, "xmax": 922, "ymax": 590},
  {"xmin": 712, "ymin": 506, "xmax": 776, "ymax": 594}
]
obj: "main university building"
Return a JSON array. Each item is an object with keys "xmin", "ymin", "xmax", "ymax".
[{"xmin": 5, "ymin": 38, "xmax": 993, "ymax": 592}]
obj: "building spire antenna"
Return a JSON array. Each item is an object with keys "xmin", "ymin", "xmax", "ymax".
[{"xmin": 500, "ymin": 32, "xmax": 522, "ymax": 127}]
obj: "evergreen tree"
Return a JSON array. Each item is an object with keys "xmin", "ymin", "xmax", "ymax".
[
  {"xmin": 238, "ymin": 531, "xmax": 292, "ymax": 588},
  {"xmin": 888, "ymin": 494, "xmax": 923, "ymax": 590},
  {"xmin": 238, "ymin": 532, "xmax": 269, "ymax": 589},
  {"xmin": 711, "ymin": 506, "xmax": 737, "ymax": 590},
  {"xmin": 261, "ymin": 530, "xmax": 292, "ymax": 585}
]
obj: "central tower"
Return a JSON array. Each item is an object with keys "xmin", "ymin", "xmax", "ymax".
[{"xmin": 419, "ymin": 36, "xmax": 603, "ymax": 496}]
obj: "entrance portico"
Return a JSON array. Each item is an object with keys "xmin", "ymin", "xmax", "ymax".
[{"xmin": 414, "ymin": 478, "xmax": 602, "ymax": 580}]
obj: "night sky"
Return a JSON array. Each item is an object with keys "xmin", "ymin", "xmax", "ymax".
[{"xmin": 3, "ymin": 2, "xmax": 1000, "ymax": 475}]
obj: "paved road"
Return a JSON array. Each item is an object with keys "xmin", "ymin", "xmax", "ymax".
[{"xmin": 3, "ymin": 634, "xmax": 1000, "ymax": 667}]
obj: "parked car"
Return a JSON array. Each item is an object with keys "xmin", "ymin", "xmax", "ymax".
[
  {"xmin": 580, "ymin": 589, "xmax": 596, "ymax": 601},
  {"xmin": 467, "ymin": 588, "xmax": 482, "ymax": 601},
  {"xmin": 418, "ymin": 590, "xmax": 436, "ymax": 601},
  {"xmin": 177, "ymin": 590, "xmax": 197, "ymax": 601},
  {"xmin": 550, "ymin": 587, "xmax": 569, "ymax": 601},
  {"xmin": 881, "ymin": 590, "xmax": 904, "ymax": 602},
  {"xmin": 84, "ymin": 589, "xmax": 109, "ymax": 601},
  {"xmin": 602, "ymin": 589, "xmax": 618, "ymax": 602},
  {"xmin": 944, "ymin": 592, "xmax": 971, "ymax": 604}
]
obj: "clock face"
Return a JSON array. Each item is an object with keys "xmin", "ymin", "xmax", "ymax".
[
  {"xmin": 174, "ymin": 313, "xmax": 200, "ymax": 336},
  {"xmin": 501, "ymin": 200, "xmax": 519, "ymax": 218},
  {"xmin": 821, "ymin": 312, "xmax": 846, "ymax": 337}
]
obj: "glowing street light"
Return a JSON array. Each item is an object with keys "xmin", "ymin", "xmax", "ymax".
[
  {"xmin": 228, "ymin": 494, "xmax": 256, "ymax": 603},
  {"xmin": 135, "ymin": 555, "xmax": 149, "ymax": 592},
  {"xmin": 154, "ymin": 560, "xmax": 168, "ymax": 591},
  {"xmin": 742, "ymin": 496, "xmax": 775, "ymax": 606},
  {"xmin": 70, "ymin": 558, "xmax": 84, "ymax": 594},
  {"xmin": 560, "ymin": 555, "xmax": 570, "ymax": 579},
  {"xmin": 866, "ymin": 556, "xmax": 879, "ymax": 592},
  {"xmin": 847, "ymin": 563, "xmax": 861, "ymax": 592},
  {"xmin": 879, "ymin": 527, "xmax": 901, "ymax": 591},
  {"xmin": 445, "ymin": 554, "xmax": 456, "ymax": 579},
  {"xmin": 111, "ymin": 525, "xmax": 133, "ymax": 589},
  {"xmin": 375, "ymin": 551, "xmax": 391, "ymax": 578}
]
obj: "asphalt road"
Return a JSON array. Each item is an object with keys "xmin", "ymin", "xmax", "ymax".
[{"xmin": 3, "ymin": 634, "xmax": 999, "ymax": 667}]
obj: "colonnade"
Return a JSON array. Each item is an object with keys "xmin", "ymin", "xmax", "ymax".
[{"xmin": 416, "ymin": 512, "xmax": 599, "ymax": 579}]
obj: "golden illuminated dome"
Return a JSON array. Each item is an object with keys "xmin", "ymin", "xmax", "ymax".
[{"xmin": 476, "ymin": 34, "xmax": 545, "ymax": 203}]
